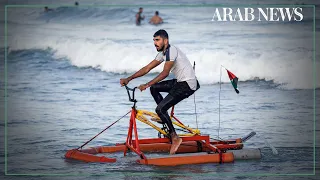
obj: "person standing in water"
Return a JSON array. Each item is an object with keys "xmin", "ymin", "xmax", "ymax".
[
  {"xmin": 136, "ymin": 7, "xmax": 145, "ymax": 25},
  {"xmin": 149, "ymin": 11, "xmax": 163, "ymax": 25}
]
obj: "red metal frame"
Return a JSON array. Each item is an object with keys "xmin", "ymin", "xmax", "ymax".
[
  {"xmin": 124, "ymin": 105, "xmax": 224, "ymax": 161},
  {"xmin": 124, "ymin": 108, "xmax": 147, "ymax": 160},
  {"xmin": 122, "ymin": 104, "xmax": 245, "ymax": 164}
]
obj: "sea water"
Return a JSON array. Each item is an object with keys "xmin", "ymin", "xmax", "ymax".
[{"xmin": 0, "ymin": 0, "xmax": 319, "ymax": 179}]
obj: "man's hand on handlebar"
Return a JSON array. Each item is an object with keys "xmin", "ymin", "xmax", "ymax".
[
  {"xmin": 138, "ymin": 83, "xmax": 150, "ymax": 92},
  {"xmin": 120, "ymin": 78, "xmax": 130, "ymax": 86}
]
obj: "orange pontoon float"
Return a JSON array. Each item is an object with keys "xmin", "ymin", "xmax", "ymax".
[{"xmin": 65, "ymin": 86, "xmax": 260, "ymax": 166}]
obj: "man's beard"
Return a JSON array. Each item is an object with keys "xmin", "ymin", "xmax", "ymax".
[{"xmin": 156, "ymin": 45, "xmax": 164, "ymax": 52}]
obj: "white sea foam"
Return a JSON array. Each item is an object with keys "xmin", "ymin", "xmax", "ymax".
[{"xmin": 5, "ymin": 3, "xmax": 319, "ymax": 89}]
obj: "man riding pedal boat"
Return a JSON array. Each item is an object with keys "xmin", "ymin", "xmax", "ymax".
[{"xmin": 120, "ymin": 29, "xmax": 200, "ymax": 155}]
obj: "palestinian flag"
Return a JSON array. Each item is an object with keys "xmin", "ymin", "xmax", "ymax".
[{"xmin": 226, "ymin": 69, "xmax": 239, "ymax": 94}]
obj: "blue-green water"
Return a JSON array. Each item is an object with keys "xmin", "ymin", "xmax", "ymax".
[{"xmin": 0, "ymin": 0, "xmax": 319, "ymax": 179}]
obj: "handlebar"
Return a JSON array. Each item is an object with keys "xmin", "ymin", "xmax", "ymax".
[{"xmin": 124, "ymin": 85, "xmax": 137, "ymax": 103}]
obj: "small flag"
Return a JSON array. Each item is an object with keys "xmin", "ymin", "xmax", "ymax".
[{"xmin": 226, "ymin": 69, "xmax": 239, "ymax": 94}]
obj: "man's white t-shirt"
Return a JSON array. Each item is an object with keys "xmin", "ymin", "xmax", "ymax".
[{"xmin": 155, "ymin": 44, "xmax": 197, "ymax": 90}]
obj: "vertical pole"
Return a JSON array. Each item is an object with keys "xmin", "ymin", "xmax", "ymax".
[
  {"xmin": 124, "ymin": 109, "xmax": 134, "ymax": 156},
  {"xmin": 132, "ymin": 110, "xmax": 141, "ymax": 152},
  {"xmin": 193, "ymin": 61, "xmax": 198, "ymax": 130},
  {"xmin": 218, "ymin": 65, "xmax": 222, "ymax": 139}
]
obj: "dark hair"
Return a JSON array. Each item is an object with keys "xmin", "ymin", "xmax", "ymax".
[
  {"xmin": 154, "ymin": 29, "xmax": 168, "ymax": 39},
  {"xmin": 155, "ymin": 11, "xmax": 159, "ymax": 15}
]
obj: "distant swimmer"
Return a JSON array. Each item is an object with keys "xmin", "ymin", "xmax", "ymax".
[
  {"xmin": 44, "ymin": 6, "xmax": 54, "ymax": 12},
  {"xmin": 75, "ymin": 2, "xmax": 79, "ymax": 6},
  {"xmin": 136, "ymin": 7, "xmax": 145, "ymax": 26},
  {"xmin": 149, "ymin": 11, "xmax": 163, "ymax": 25}
]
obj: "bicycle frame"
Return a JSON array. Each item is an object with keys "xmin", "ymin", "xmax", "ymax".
[
  {"xmin": 123, "ymin": 85, "xmax": 201, "ymax": 158},
  {"xmin": 124, "ymin": 85, "xmax": 200, "ymax": 135}
]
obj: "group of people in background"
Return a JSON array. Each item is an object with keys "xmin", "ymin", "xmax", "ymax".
[
  {"xmin": 44, "ymin": 4, "xmax": 164, "ymax": 26},
  {"xmin": 136, "ymin": 7, "xmax": 163, "ymax": 26}
]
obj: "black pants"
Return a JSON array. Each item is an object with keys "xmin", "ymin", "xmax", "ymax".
[{"xmin": 150, "ymin": 79, "xmax": 199, "ymax": 134}]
